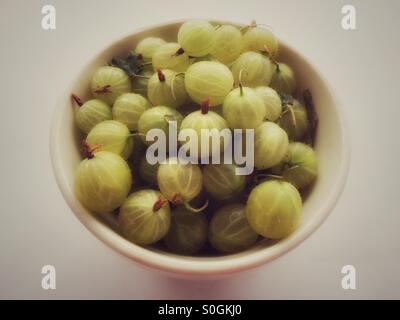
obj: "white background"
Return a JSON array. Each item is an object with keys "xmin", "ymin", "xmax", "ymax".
[{"xmin": 1, "ymin": 0, "xmax": 399, "ymax": 299}]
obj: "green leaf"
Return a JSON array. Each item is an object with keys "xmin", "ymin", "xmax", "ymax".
[{"xmin": 111, "ymin": 53, "xmax": 144, "ymax": 78}]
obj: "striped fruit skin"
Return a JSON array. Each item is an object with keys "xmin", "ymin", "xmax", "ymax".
[
  {"xmin": 180, "ymin": 110, "xmax": 228, "ymax": 158},
  {"xmin": 231, "ymin": 52, "xmax": 274, "ymax": 88},
  {"xmin": 86, "ymin": 120, "xmax": 133, "ymax": 159},
  {"xmin": 157, "ymin": 159, "xmax": 202, "ymax": 203},
  {"xmin": 90, "ymin": 66, "xmax": 132, "ymax": 105},
  {"xmin": 112, "ymin": 93, "xmax": 151, "ymax": 131},
  {"xmin": 177, "ymin": 20, "xmax": 215, "ymax": 57},
  {"xmin": 242, "ymin": 26, "xmax": 278, "ymax": 58},
  {"xmin": 209, "ymin": 203, "xmax": 258, "ymax": 253},
  {"xmin": 254, "ymin": 86, "xmax": 282, "ymax": 122},
  {"xmin": 75, "ymin": 99, "xmax": 112, "ymax": 134},
  {"xmin": 164, "ymin": 207, "xmax": 208, "ymax": 255},
  {"xmin": 246, "ymin": 180, "xmax": 302, "ymax": 239},
  {"xmin": 202, "ymin": 164, "xmax": 246, "ymax": 201},
  {"xmin": 134, "ymin": 37, "xmax": 166, "ymax": 62},
  {"xmin": 223, "ymin": 87, "xmax": 266, "ymax": 130},
  {"xmin": 132, "ymin": 67, "xmax": 153, "ymax": 97},
  {"xmin": 119, "ymin": 189, "xmax": 170, "ymax": 245},
  {"xmin": 152, "ymin": 42, "xmax": 190, "ymax": 72},
  {"xmin": 138, "ymin": 156, "xmax": 159, "ymax": 186},
  {"xmin": 185, "ymin": 61, "xmax": 234, "ymax": 106},
  {"xmin": 254, "ymin": 121, "xmax": 289, "ymax": 169},
  {"xmin": 137, "ymin": 106, "xmax": 183, "ymax": 146},
  {"xmin": 270, "ymin": 63, "xmax": 296, "ymax": 95},
  {"xmin": 211, "ymin": 25, "xmax": 243, "ymax": 65},
  {"xmin": 147, "ymin": 70, "xmax": 188, "ymax": 109},
  {"xmin": 278, "ymin": 100, "xmax": 309, "ymax": 141},
  {"xmin": 272, "ymin": 142, "xmax": 318, "ymax": 189},
  {"xmin": 75, "ymin": 151, "xmax": 132, "ymax": 215}
]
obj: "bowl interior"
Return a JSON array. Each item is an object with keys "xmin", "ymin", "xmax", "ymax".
[{"xmin": 51, "ymin": 21, "xmax": 348, "ymax": 277}]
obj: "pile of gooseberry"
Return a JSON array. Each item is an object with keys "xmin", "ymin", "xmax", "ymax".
[{"xmin": 72, "ymin": 20, "xmax": 318, "ymax": 255}]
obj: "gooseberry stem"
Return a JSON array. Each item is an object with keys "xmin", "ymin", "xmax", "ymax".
[
  {"xmin": 183, "ymin": 199, "xmax": 209, "ymax": 213},
  {"xmin": 93, "ymin": 85, "xmax": 112, "ymax": 94},
  {"xmin": 128, "ymin": 132, "xmax": 147, "ymax": 138},
  {"xmin": 239, "ymin": 83, "xmax": 244, "ymax": 96},
  {"xmin": 174, "ymin": 48, "xmax": 185, "ymax": 56},
  {"xmin": 157, "ymin": 69, "xmax": 165, "ymax": 82},
  {"xmin": 238, "ymin": 69, "xmax": 247, "ymax": 92},
  {"xmin": 255, "ymin": 173, "xmax": 283, "ymax": 183},
  {"xmin": 82, "ymin": 141, "xmax": 101, "ymax": 159},
  {"xmin": 71, "ymin": 94, "xmax": 83, "ymax": 107},
  {"xmin": 153, "ymin": 195, "xmax": 168, "ymax": 212},
  {"xmin": 201, "ymin": 99, "xmax": 210, "ymax": 114},
  {"xmin": 287, "ymin": 105, "xmax": 297, "ymax": 128},
  {"xmin": 134, "ymin": 74, "xmax": 151, "ymax": 79},
  {"xmin": 164, "ymin": 114, "xmax": 176, "ymax": 123}
]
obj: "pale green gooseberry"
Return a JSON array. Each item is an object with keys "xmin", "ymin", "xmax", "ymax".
[
  {"xmin": 231, "ymin": 51, "xmax": 274, "ymax": 87},
  {"xmin": 86, "ymin": 120, "xmax": 134, "ymax": 159},
  {"xmin": 147, "ymin": 69, "xmax": 187, "ymax": 109},
  {"xmin": 90, "ymin": 66, "xmax": 132, "ymax": 105},
  {"xmin": 223, "ymin": 86, "xmax": 266, "ymax": 129},
  {"xmin": 246, "ymin": 180, "xmax": 302, "ymax": 239},
  {"xmin": 254, "ymin": 86, "xmax": 282, "ymax": 121},
  {"xmin": 75, "ymin": 151, "xmax": 132, "ymax": 214},
  {"xmin": 202, "ymin": 163, "xmax": 246, "ymax": 201},
  {"xmin": 163, "ymin": 206, "xmax": 208, "ymax": 255},
  {"xmin": 209, "ymin": 203, "xmax": 258, "ymax": 253},
  {"xmin": 112, "ymin": 93, "xmax": 151, "ymax": 131},
  {"xmin": 177, "ymin": 19, "xmax": 216, "ymax": 57},
  {"xmin": 271, "ymin": 142, "xmax": 318, "ymax": 189},
  {"xmin": 119, "ymin": 189, "xmax": 170, "ymax": 245},
  {"xmin": 254, "ymin": 121, "xmax": 289, "ymax": 169}
]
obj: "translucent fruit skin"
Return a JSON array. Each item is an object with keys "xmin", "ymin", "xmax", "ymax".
[
  {"xmin": 75, "ymin": 151, "xmax": 132, "ymax": 214},
  {"xmin": 254, "ymin": 121, "xmax": 289, "ymax": 169},
  {"xmin": 223, "ymin": 87, "xmax": 266, "ymax": 129},
  {"xmin": 231, "ymin": 52, "xmax": 274, "ymax": 87},
  {"xmin": 185, "ymin": 61, "xmax": 234, "ymax": 107},
  {"xmin": 210, "ymin": 25, "xmax": 242, "ymax": 65},
  {"xmin": 137, "ymin": 106, "xmax": 183, "ymax": 145},
  {"xmin": 119, "ymin": 189, "xmax": 171, "ymax": 245},
  {"xmin": 242, "ymin": 26, "xmax": 278, "ymax": 57},
  {"xmin": 254, "ymin": 86, "xmax": 282, "ymax": 121},
  {"xmin": 147, "ymin": 70, "xmax": 187, "ymax": 108},
  {"xmin": 179, "ymin": 110, "xmax": 229, "ymax": 158},
  {"xmin": 272, "ymin": 142, "xmax": 318, "ymax": 189},
  {"xmin": 157, "ymin": 158, "xmax": 203, "ymax": 203},
  {"xmin": 177, "ymin": 20, "xmax": 215, "ymax": 57},
  {"xmin": 164, "ymin": 207, "xmax": 208, "ymax": 254},
  {"xmin": 209, "ymin": 203, "xmax": 258, "ymax": 253},
  {"xmin": 278, "ymin": 99, "xmax": 309, "ymax": 141},
  {"xmin": 86, "ymin": 120, "xmax": 133, "ymax": 159},
  {"xmin": 90, "ymin": 66, "xmax": 132, "ymax": 105},
  {"xmin": 75, "ymin": 99, "xmax": 112, "ymax": 134},
  {"xmin": 132, "ymin": 67, "xmax": 153, "ymax": 97},
  {"xmin": 270, "ymin": 63, "xmax": 296, "ymax": 95},
  {"xmin": 134, "ymin": 37, "xmax": 166, "ymax": 61},
  {"xmin": 203, "ymin": 164, "xmax": 246, "ymax": 200},
  {"xmin": 152, "ymin": 42, "xmax": 190, "ymax": 72},
  {"xmin": 246, "ymin": 180, "xmax": 302, "ymax": 239},
  {"xmin": 112, "ymin": 93, "xmax": 151, "ymax": 131},
  {"xmin": 138, "ymin": 156, "xmax": 159, "ymax": 186}
]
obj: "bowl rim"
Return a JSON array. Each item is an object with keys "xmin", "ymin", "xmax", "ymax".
[{"xmin": 49, "ymin": 19, "xmax": 351, "ymax": 277}]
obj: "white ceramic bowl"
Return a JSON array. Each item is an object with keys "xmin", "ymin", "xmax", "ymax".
[{"xmin": 50, "ymin": 20, "xmax": 350, "ymax": 279}]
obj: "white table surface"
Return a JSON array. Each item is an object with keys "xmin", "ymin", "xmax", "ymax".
[{"xmin": 1, "ymin": 0, "xmax": 399, "ymax": 299}]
